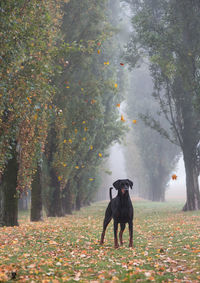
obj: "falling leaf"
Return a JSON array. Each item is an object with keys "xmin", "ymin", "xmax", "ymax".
[
  {"xmin": 89, "ymin": 178, "xmax": 94, "ymax": 181},
  {"xmin": 116, "ymin": 104, "xmax": 120, "ymax": 107},
  {"xmin": 63, "ymin": 163, "xmax": 67, "ymax": 167},
  {"xmin": 27, "ymin": 97, "xmax": 32, "ymax": 104},
  {"xmin": 66, "ymin": 86, "xmax": 70, "ymax": 89},
  {"xmin": 75, "ymin": 166, "xmax": 79, "ymax": 169},
  {"xmin": 121, "ymin": 115, "xmax": 125, "ymax": 122},
  {"xmin": 33, "ymin": 114, "xmax": 38, "ymax": 120},
  {"xmin": 90, "ymin": 145, "xmax": 93, "ymax": 150},
  {"xmin": 114, "ymin": 83, "xmax": 118, "ymax": 88},
  {"xmin": 63, "ymin": 139, "xmax": 67, "ymax": 143},
  {"xmin": 58, "ymin": 176, "xmax": 62, "ymax": 181},
  {"xmin": 132, "ymin": 119, "xmax": 137, "ymax": 124},
  {"xmin": 97, "ymin": 50, "xmax": 100, "ymax": 54},
  {"xmin": 68, "ymin": 139, "xmax": 72, "ymax": 143},
  {"xmin": 172, "ymin": 174, "xmax": 177, "ymax": 180},
  {"xmin": 98, "ymin": 153, "xmax": 102, "ymax": 157},
  {"xmin": 82, "ymin": 121, "xmax": 86, "ymax": 124}
]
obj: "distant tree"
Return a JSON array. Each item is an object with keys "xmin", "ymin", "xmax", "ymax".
[
  {"xmin": 124, "ymin": 68, "xmax": 180, "ymax": 201},
  {"xmin": 43, "ymin": 0, "xmax": 126, "ymax": 216},
  {"xmin": 125, "ymin": 0, "xmax": 200, "ymax": 210}
]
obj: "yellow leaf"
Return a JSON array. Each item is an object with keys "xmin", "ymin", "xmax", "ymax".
[
  {"xmin": 58, "ymin": 176, "xmax": 62, "ymax": 181},
  {"xmin": 33, "ymin": 114, "xmax": 38, "ymax": 120},
  {"xmin": 116, "ymin": 103, "xmax": 120, "ymax": 107},
  {"xmin": 132, "ymin": 119, "xmax": 137, "ymax": 124},
  {"xmin": 97, "ymin": 50, "xmax": 100, "ymax": 54},
  {"xmin": 75, "ymin": 166, "xmax": 79, "ymax": 169},
  {"xmin": 84, "ymin": 127, "xmax": 88, "ymax": 131},
  {"xmin": 82, "ymin": 137, "xmax": 86, "ymax": 141},
  {"xmin": 68, "ymin": 139, "xmax": 72, "ymax": 143},
  {"xmin": 90, "ymin": 145, "xmax": 93, "ymax": 150},
  {"xmin": 114, "ymin": 83, "xmax": 118, "ymax": 88},
  {"xmin": 121, "ymin": 114, "xmax": 125, "ymax": 122},
  {"xmin": 89, "ymin": 178, "xmax": 94, "ymax": 181},
  {"xmin": 82, "ymin": 121, "xmax": 86, "ymax": 124},
  {"xmin": 63, "ymin": 139, "xmax": 67, "ymax": 143},
  {"xmin": 99, "ymin": 153, "xmax": 102, "ymax": 157}
]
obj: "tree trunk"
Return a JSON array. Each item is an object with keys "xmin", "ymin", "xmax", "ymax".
[
  {"xmin": 46, "ymin": 169, "xmax": 65, "ymax": 217},
  {"xmin": 31, "ymin": 166, "xmax": 43, "ymax": 221},
  {"xmin": 183, "ymin": 158, "xmax": 200, "ymax": 211},
  {"xmin": 76, "ymin": 193, "xmax": 81, "ymax": 210},
  {"xmin": 0, "ymin": 157, "xmax": 19, "ymax": 226},
  {"xmin": 62, "ymin": 180, "xmax": 73, "ymax": 214},
  {"xmin": 18, "ymin": 192, "xmax": 29, "ymax": 211}
]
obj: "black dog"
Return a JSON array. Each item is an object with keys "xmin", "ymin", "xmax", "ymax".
[{"xmin": 100, "ymin": 179, "xmax": 134, "ymax": 248}]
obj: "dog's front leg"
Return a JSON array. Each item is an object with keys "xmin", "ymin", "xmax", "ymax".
[
  {"xmin": 128, "ymin": 221, "xmax": 133, "ymax": 248},
  {"xmin": 114, "ymin": 221, "xmax": 119, "ymax": 248}
]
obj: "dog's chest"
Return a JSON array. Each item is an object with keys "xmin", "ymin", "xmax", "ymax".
[{"xmin": 116, "ymin": 204, "xmax": 131, "ymax": 222}]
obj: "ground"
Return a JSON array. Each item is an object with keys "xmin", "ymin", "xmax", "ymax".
[{"xmin": 0, "ymin": 200, "xmax": 200, "ymax": 282}]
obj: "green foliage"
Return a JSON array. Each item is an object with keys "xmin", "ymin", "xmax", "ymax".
[
  {"xmin": 42, "ymin": 0, "xmax": 127, "ymax": 212},
  {"xmin": 0, "ymin": 0, "xmax": 62, "ymax": 190}
]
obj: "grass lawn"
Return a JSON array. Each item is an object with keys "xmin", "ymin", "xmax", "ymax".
[{"xmin": 0, "ymin": 200, "xmax": 200, "ymax": 282}]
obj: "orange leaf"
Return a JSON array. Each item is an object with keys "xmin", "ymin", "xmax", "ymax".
[
  {"xmin": 172, "ymin": 174, "xmax": 177, "ymax": 180},
  {"xmin": 121, "ymin": 114, "xmax": 125, "ymax": 122}
]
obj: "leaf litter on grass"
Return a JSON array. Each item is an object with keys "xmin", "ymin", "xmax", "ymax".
[{"xmin": 0, "ymin": 201, "xmax": 200, "ymax": 282}]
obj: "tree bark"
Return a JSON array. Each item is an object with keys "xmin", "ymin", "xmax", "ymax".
[
  {"xmin": 0, "ymin": 157, "xmax": 19, "ymax": 226},
  {"xmin": 183, "ymin": 150, "xmax": 200, "ymax": 211},
  {"xmin": 31, "ymin": 166, "xmax": 43, "ymax": 221}
]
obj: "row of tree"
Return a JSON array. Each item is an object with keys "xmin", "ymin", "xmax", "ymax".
[
  {"xmin": 124, "ymin": 0, "xmax": 200, "ymax": 210},
  {"xmin": 0, "ymin": 0, "xmax": 126, "ymax": 226}
]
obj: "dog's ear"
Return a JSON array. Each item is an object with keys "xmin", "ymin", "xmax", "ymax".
[
  {"xmin": 113, "ymin": 180, "xmax": 121, "ymax": 190},
  {"xmin": 127, "ymin": 179, "xmax": 133, "ymax": 189}
]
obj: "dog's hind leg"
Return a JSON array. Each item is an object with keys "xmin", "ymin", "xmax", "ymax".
[
  {"xmin": 100, "ymin": 203, "xmax": 112, "ymax": 245},
  {"xmin": 119, "ymin": 223, "xmax": 125, "ymax": 246}
]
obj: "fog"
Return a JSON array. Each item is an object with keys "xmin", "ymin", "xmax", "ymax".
[{"xmin": 103, "ymin": 145, "xmax": 199, "ymax": 202}]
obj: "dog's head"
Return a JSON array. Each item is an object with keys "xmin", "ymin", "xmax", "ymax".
[{"xmin": 113, "ymin": 179, "xmax": 133, "ymax": 195}]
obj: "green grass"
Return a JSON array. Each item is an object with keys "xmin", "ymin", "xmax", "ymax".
[{"xmin": 0, "ymin": 200, "xmax": 200, "ymax": 282}]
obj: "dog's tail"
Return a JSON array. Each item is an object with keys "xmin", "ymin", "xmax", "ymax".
[{"xmin": 109, "ymin": 187, "xmax": 113, "ymax": 200}]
